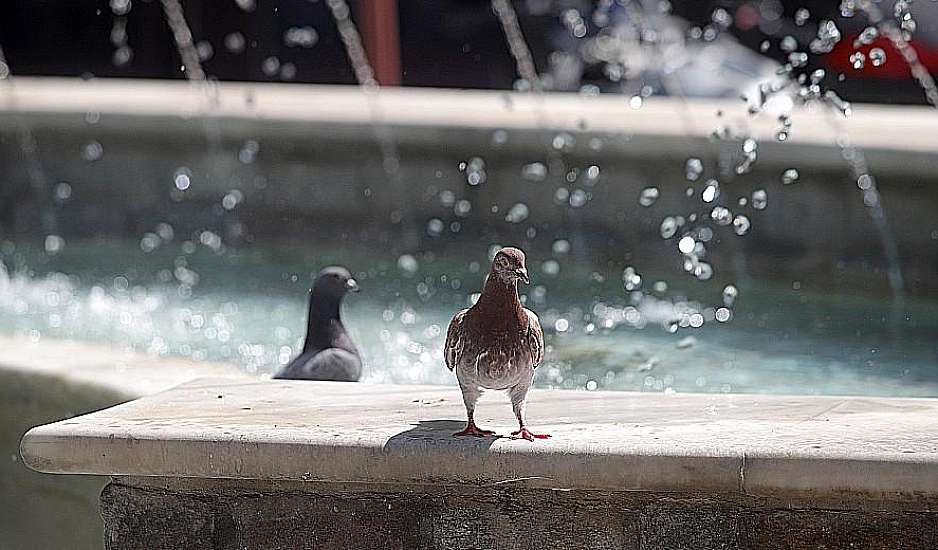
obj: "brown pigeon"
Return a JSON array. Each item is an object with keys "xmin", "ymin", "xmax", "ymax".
[{"xmin": 444, "ymin": 247, "xmax": 548, "ymax": 441}]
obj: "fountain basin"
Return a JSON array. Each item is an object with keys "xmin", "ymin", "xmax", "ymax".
[
  {"xmin": 3, "ymin": 77, "xmax": 938, "ymax": 547},
  {"xmin": 20, "ymin": 377, "xmax": 938, "ymax": 549}
]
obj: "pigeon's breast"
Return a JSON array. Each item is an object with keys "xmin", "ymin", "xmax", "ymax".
[{"xmin": 458, "ymin": 325, "xmax": 536, "ymax": 389}]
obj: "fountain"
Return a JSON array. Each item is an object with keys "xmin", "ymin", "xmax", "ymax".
[{"xmin": 1, "ymin": 2, "xmax": 938, "ymax": 548}]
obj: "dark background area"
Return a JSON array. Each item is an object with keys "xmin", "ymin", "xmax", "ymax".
[{"xmin": 0, "ymin": 0, "xmax": 936, "ymax": 104}]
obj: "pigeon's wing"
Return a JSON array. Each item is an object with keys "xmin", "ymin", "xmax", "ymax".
[
  {"xmin": 274, "ymin": 348, "xmax": 362, "ymax": 382},
  {"xmin": 444, "ymin": 308, "xmax": 469, "ymax": 371},
  {"xmin": 524, "ymin": 308, "xmax": 545, "ymax": 368}
]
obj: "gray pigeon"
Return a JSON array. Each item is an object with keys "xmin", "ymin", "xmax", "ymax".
[
  {"xmin": 273, "ymin": 266, "xmax": 362, "ymax": 382},
  {"xmin": 444, "ymin": 247, "xmax": 548, "ymax": 441}
]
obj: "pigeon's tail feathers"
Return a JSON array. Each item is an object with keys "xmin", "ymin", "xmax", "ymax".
[{"xmin": 444, "ymin": 308, "xmax": 469, "ymax": 371}]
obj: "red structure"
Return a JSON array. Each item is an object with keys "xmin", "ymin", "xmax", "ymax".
[{"xmin": 359, "ymin": 0, "xmax": 402, "ymax": 86}]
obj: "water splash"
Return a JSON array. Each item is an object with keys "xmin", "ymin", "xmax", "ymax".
[
  {"xmin": 491, "ymin": 0, "xmax": 542, "ymax": 91},
  {"xmin": 325, "ymin": 0, "xmax": 417, "ymax": 250},
  {"xmin": 856, "ymin": 0, "xmax": 938, "ymax": 107}
]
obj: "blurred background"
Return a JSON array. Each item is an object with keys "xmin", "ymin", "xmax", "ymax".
[{"xmin": 3, "ymin": 0, "xmax": 938, "ymax": 102}]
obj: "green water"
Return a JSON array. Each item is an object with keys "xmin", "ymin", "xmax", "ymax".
[{"xmin": 1, "ymin": 238, "xmax": 936, "ymax": 397}]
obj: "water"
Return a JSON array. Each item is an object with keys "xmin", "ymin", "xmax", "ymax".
[
  {"xmin": 2, "ymin": 238, "xmax": 936, "ymax": 397},
  {"xmin": 3, "ymin": 1, "xmax": 938, "ymax": 399}
]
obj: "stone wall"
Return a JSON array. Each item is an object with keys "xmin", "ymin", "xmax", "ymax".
[{"xmin": 101, "ymin": 476, "xmax": 938, "ymax": 550}]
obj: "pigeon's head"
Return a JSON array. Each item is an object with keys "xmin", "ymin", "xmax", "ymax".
[
  {"xmin": 312, "ymin": 266, "xmax": 359, "ymax": 300},
  {"xmin": 491, "ymin": 247, "xmax": 529, "ymax": 285}
]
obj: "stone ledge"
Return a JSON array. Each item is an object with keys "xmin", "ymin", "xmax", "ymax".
[
  {"xmin": 21, "ymin": 377, "xmax": 938, "ymax": 504},
  {"xmin": 3, "ymin": 77, "xmax": 938, "ymax": 176}
]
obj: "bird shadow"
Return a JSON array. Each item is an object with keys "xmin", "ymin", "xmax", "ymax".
[{"xmin": 383, "ymin": 419, "xmax": 502, "ymax": 454}]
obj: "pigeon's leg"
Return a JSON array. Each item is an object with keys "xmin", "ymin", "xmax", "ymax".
[
  {"xmin": 453, "ymin": 382, "xmax": 494, "ymax": 437},
  {"xmin": 508, "ymin": 379, "xmax": 551, "ymax": 441}
]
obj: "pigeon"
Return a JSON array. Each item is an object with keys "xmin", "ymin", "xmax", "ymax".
[
  {"xmin": 444, "ymin": 247, "xmax": 549, "ymax": 441},
  {"xmin": 273, "ymin": 266, "xmax": 362, "ymax": 382}
]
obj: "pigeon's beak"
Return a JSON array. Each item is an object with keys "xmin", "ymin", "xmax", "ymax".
[
  {"xmin": 345, "ymin": 278, "xmax": 360, "ymax": 293},
  {"xmin": 515, "ymin": 267, "xmax": 530, "ymax": 285}
]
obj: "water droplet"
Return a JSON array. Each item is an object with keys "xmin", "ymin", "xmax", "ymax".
[
  {"xmin": 541, "ymin": 259, "xmax": 560, "ymax": 276},
  {"xmin": 521, "ymin": 162, "xmax": 547, "ymax": 182},
  {"xmin": 284, "ymin": 26, "xmax": 319, "ymax": 48},
  {"xmin": 722, "ymin": 284, "xmax": 738, "ymax": 306},
  {"xmin": 464, "ymin": 157, "xmax": 486, "ymax": 186},
  {"xmin": 622, "ymin": 266, "xmax": 642, "ymax": 291},
  {"xmin": 732, "ymin": 215, "xmax": 751, "ymax": 235},
  {"xmin": 694, "ymin": 262, "xmax": 713, "ymax": 281},
  {"xmin": 454, "ymin": 200, "xmax": 472, "ymax": 217},
  {"xmin": 585, "ymin": 380, "xmax": 597, "ymax": 391},
  {"xmin": 491, "ymin": 129, "xmax": 508, "ymax": 145},
  {"xmin": 752, "ymin": 189, "xmax": 767, "ymax": 210},
  {"xmin": 110, "ymin": 0, "xmax": 132, "ymax": 16},
  {"xmin": 174, "ymin": 168, "xmax": 192, "ymax": 191},
  {"xmin": 715, "ymin": 307, "xmax": 733, "ymax": 322},
  {"xmin": 112, "ymin": 45, "xmax": 133, "ymax": 67},
  {"xmin": 44, "ymin": 235, "xmax": 65, "ymax": 254},
  {"xmin": 869, "ymin": 48, "xmax": 886, "ymax": 67},
  {"xmin": 710, "ymin": 206, "xmax": 732, "ymax": 226},
  {"xmin": 629, "ymin": 95, "xmax": 643, "ymax": 110},
  {"xmin": 782, "ymin": 168, "xmax": 799, "ymax": 185},
  {"xmin": 760, "ymin": 40, "xmax": 770, "ymax": 52},
  {"xmin": 794, "ymin": 8, "xmax": 810, "ymax": 25},
  {"xmin": 660, "ymin": 217, "xmax": 679, "ymax": 239},
  {"xmin": 262, "ymin": 56, "xmax": 281, "ymax": 76},
  {"xmin": 639, "ymin": 187, "xmax": 659, "ymax": 207},
  {"xmin": 280, "ymin": 63, "xmax": 297, "ymax": 80},
  {"xmin": 685, "ymin": 158, "xmax": 703, "ymax": 181},
  {"xmin": 239, "ymin": 140, "xmax": 259, "ymax": 164},
  {"xmin": 551, "ymin": 133, "xmax": 575, "ymax": 152},
  {"xmin": 857, "ymin": 174, "xmax": 873, "ymax": 190},
  {"xmin": 426, "ymin": 218, "xmax": 444, "ymax": 237},
  {"xmin": 584, "ymin": 165, "xmax": 600, "ymax": 185},
  {"xmin": 196, "ymin": 41, "xmax": 214, "ymax": 61},
  {"xmin": 810, "ymin": 20, "xmax": 842, "ymax": 54},
  {"xmin": 850, "ymin": 51, "xmax": 866, "ymax": 69},
  {"xmin": 397, "ymin": 254, "xmax": 419, "ymax": 275},
  {"xmin": 505, "ymin": 203, "xmax": 529, "ymax": 223},
  {"xmin": 140, "ymin": 233, "xmax": 160, "ymax": 253},
  {"xmin": 224, "ymin": 32, "xmax": 246, "ymax": 53},
  {"xmin": 711, "ymin": 7, "xmax": 732, "ymax": 28},
  {"xmin": 840, "ymin": 0, "xmax": 856, "ymax": 18},
  {"xmin": 222, "ymin": 190, "xmax": 243, "ymax": 210},
  {"xmin": 554, "ymin": 318, "xmax": 570, "ymax": 332},
  {"xmin": 780, "ymin": 35, "xmax": 798, "ymax": 53},
  {"xmin": 54, "ymin": 182, "xmax": 72, "ymax": 202},
  {"xmin": 678, "ymin": 236, "xmax": 695, "ymax": 254},
  {"xmin": 702, "ymin": 180, "xmax": 720, "ymax": 203},
  {"xmin": 855, "ymin": 26, "xmax": 878, "ymax": 46},
  {"xmin": 552, "ymin": 239, "xmax": 570, "ymax": 255},
  {"xmin": 788, "ymin": 52, "xmax": 808, "ymax": 68},
  {"xmin": 82, "ymin": 141, "xmax": 103, "ymax": 161}
]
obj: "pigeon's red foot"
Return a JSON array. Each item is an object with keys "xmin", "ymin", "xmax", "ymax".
[
  {"xmin": 453, "ymin": 422, "xmax": 496, "ymax": 437},
  {"xmin": 511, "ymin": 427, "xmax": 551, "ymax": 441}
]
